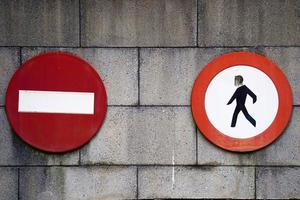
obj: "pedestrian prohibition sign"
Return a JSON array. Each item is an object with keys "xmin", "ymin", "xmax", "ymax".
[
  {"xmin": 5, "ymin": 52, "xmax": 107, "ymax": 152},
  {"xmin": 191, "ymin": 52, "xmax": 293, "ymax": 152}
]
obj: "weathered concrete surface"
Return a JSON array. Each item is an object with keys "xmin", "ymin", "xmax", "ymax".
[
  {"xmin": 0, "ymin": 0, "xmax": 299, "ymax": 198},
  {"xmin": 81, "ymin": 0, "xmax": 197, "ymax": 46},
  {"xmin": 22, "ymin": 48, "xmax": 138, "ymax": 105},
  {"xmin": 198, "ymin": 0, "xmax": 300, "ymax": 46},
  {"xmin": 0, "ymin": 168, "xmax": 18, "ymax": 200},
  {"xmin": 262, "ymin": 47, "xmax": 300, "ymax": 105},
  {"xmin": 140, "ymin": 47, "xmax": 300, "ymax": 105},
  {"xmin": 0, "ymin": 109, "xmax": 79, "ymax": 165},
  {"xmin": 140, "ymin": 48, "xmax": 226, "ymax": 105},
  {"xmin": 197, "ymin": 130, "xmax": 255, "ymax": 165},
  {"xmin": 138, "ymin": 166, "xmax": 255, "ymax": 199},
  {"xmin": 81, "ymin": 107, "xmax": 196, "ymax": 165},
  {"xmin": 0, "ymin": 0, "xmax": 79, "ymax": 46},
  {"xmin": 20, "ymin": 166, "xmax": 137, "ymax": 200},
  {"xmin": 256, "ymin": 167, "xmax": 300, "ymax": 199},
  {"xmin": 0, "ymin": 48, "xmax": 19, "ymax": 106},
  {"xmin": 254, "ymin": 108, "xmax": 300, "ymax": 165}
]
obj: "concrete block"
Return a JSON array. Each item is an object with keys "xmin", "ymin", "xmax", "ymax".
[
  {"xmin": 256, "ymin": 167, "xmax": 300, "ymax": 199},
  {"xmin": 140, "ymin": 47, "xmax": 299, "ymax": 105},
  {"xmin": 262, "ymin": 47, "xmax": 300, "ymax": 105},
  {"xmin": 140, "ymin": 48, "xmax": 236, "ymax": 105},
  {"xmin": 254, "ymin": 108, "xmax": 300, "ymax": 166},
  {"xmin": 0, "ymin": 48, "xmax": 19, "ymax": 106},
  {"xmin": 198, "ymin": 0, "xmax": 300, "ymax": 46},
  {"xmin": 0, "ymin": 0, "xmax": 79, "ymax": 46},
  {"xmin": 20, "ymin": 166, "xmax": 137, "ymax": 200},
  {"xmin": 81, "ymin": 0, "xmax": 196, "ymax": 46},
  {"xmin": 81, "ymin": 107, "xmax": 196, "ymax": 165},
  {"xmin": 22, "ymin": 48, "xmax": 138, "ymax": 105},
  {"xmin": 0, "ymin": 168, "xmax": 18, "ymax": 200},
  {"xmin": 0, "ymin": 109, "xmax": 79, "ymax": 165},
  {"xmin": 197, "ymin": 130, "xmax": 255, "ymax": 165},
  {"xmin": 138, "ymin": 166, "xmax": 255, "ymax": 199}
]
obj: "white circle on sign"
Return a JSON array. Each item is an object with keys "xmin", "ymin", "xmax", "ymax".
[{"xmin": 205, "ymin": 65, "xmax": 279, "ymax": 139}]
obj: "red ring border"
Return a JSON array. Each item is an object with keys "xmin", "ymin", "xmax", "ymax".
[{"xmin": 191, "ymin": 51, "xmax": 293, "ymax": 152}]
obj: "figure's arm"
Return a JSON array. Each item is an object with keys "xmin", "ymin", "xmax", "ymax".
[
  {"xmin": 227, "ymin": 91, "xmax": 236, "ymax": 105},
  {"xmin": 246, "ymin": 86, "xmax": 257, "ymax": 103}
]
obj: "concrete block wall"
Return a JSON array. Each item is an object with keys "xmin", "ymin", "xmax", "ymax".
[{"xmin": 0, "ymin": 0, "xmax": 299, "ymax": 199}]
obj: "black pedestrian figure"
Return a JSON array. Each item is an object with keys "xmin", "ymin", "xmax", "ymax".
[{"xmin": 227, "ymin": 75, "xmax": 257, "ymax": 127}]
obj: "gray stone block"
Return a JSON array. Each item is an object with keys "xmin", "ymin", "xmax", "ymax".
[
  {"xmin": 22, "ymin": 48, "xmax": 138, "ymax": 105},
  {"xmin": 198, "ymin": 0, "xmax": 300, "ymax": 46},
  {"xmin": 20, "ymin": 166, "xmax": 137, "ymax": 200},
  {"xmin": 140, "ymin": 47, "xmax": 299, "ymax": 105},
  {"xmin": 197, "ymin": 130, "xmax": 255, "ymax": 165},
  {"xmin": 138, "ymin": 166, "xmax": 255, "ymax": 199},
  {"xmin": 81, "ymin": 107, "xmax": 196, "ymax": 165},
  {"xmin": 0, "ymin": 0, "xmax": 79, "ymax": 46},
  {"xmin": 0, "ymin": 168, "xmax": 18, "ymax": 200},
  {"xmin": 254, "ymin": 107, "xmax": 300, "ymax": 166},
  {"xmin": 140, "ymin": 48, "xmax": 224, "ymax": 105},
  {"xmin": 81, "ymin": 0, "xmax": 196, "ymax": 47},
  {"xmin": 262, "ymin": 47, "xmax": 300, "ymax": 105},
  {"xmin": 256, "ymin": 167, "xmax": 300, "ymax": 199},
  {"xmin": 0, "ymin": 108, "xmax": 79, "ymax": 165},
  {"xmin": 0, "ymin": 48, "xmax": 19, "ymax": 106}
]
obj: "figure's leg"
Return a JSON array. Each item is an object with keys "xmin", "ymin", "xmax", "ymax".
[
  {"xmin": 231, "ymin": 107, "xmax": 240, "ymax": 127},
  {"xmin": 241, "ymin": 107, "xmax": 256, "ymax": 127}
]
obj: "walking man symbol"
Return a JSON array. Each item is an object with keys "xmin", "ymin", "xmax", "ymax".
[{"xmin": 227, "ymin": 75, "xmax": 257, "ymax": 127}]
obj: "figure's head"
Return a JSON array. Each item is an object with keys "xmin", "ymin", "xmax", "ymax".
[{"xmin": 234, "ymin": 75, "xmax": 243, "ymax": 86}]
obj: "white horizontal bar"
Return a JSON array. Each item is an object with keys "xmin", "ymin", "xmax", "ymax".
[{"xmin": 18, "ymin": 90, "xmax": 94, "ymax": 114}]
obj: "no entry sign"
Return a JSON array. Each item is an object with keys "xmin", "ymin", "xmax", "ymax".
[
  {"xmin": 191, "ymin": 52, "xmax": 292, "ymax": 152},
  {"xmin": 5, "ymin": 52, "xmax": 107, "ymax": 152}
]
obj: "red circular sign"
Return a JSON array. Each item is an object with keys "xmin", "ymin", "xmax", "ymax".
[
  {"xmin": 191, "ymin": 52, "xmax": 293, "ymax": 152},
  {"xmin": 6, "ymin": 52, "xmax": 107, "ymax": 152}
]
